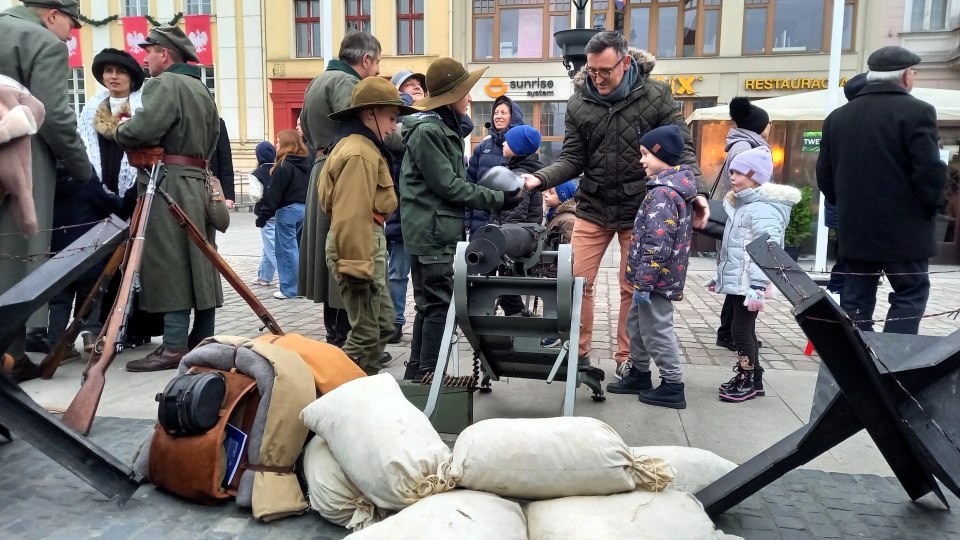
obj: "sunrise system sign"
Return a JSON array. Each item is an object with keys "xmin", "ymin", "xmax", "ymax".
[{"xmin": 485, "ymin": 77, "xmax": 556, "ymax": 98}]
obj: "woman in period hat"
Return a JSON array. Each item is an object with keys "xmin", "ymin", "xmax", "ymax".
[
  {"xmin": 397, "ymin": 58, "xmax": 523, "ymax": 380},
  {"xmin": 77, "ymin": 48, "xmax": 160, "ymax": 351},
  {"xmin": 318, "ymin": 77, "xmax": 419, "ymax": 375},
  {"xmin": 78, "ymin": 47, "xmax": 145, "ymax": 197}
]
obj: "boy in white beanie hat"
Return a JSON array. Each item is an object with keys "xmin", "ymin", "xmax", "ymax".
[{"xmin": 706, "ymin": 146, "xmax": 802, "ymax": 402}]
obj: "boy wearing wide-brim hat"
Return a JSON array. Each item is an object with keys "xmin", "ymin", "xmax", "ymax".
[
  {"xmin": 319, "ymin": 77, "xmax": 419, "ymax": 375},
  {"xmin": 399, "ymin": 57, "xmax": 524, "ymax": 380}
]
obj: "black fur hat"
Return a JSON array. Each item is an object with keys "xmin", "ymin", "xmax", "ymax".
[
  {"xmin": 729, "ymin": 96, "xmax": 770, "ymax": 135},
  {"xmin": 92, "ymin": 48, "xmax": 145, "ymax": 92}
]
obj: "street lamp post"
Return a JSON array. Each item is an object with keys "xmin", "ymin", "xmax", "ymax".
[{"xmin": 553, "ymin": 0, "xmax": 600, "ymax": 79}]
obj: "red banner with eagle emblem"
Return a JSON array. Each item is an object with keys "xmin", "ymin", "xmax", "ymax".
[
  {"xmin": 122, "ymin": 17, "xmax": 150, "ymax": 65},
  {"xmin": 67, "ymin": 28, "xmax": 82, "ymax": 68},
  {"xmin": 185, "ymin": 15, "xmax": 213, "ymax": 66}
]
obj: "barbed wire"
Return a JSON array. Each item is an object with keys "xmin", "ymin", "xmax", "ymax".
[{"xmin": 0, "ymin": 219, "xmax": 113, "ymax": 238}]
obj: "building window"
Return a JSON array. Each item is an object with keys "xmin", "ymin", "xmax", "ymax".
[
  {"xmin": 469, "ymin": 101, "xmax": 565, "ymax": 166},
  {"xmin": 67, "ymin": 67, "xmax": 85, "ymax": 114},
  {"xmin": 296, "ymin": 0, "xmax": 322, "ymax": 57},
  {"xmin": 124, "ymin": 0, "xmax": 148, "ymax": 16},
  {"xmin": 199, "ymin": 66, "xmax": 216, "ymax": 98},
  {"xmin": 397, "ymin": 0, "xmax": 424, "ymax": 55},
  {"xmin": 346, "ymin": 0, "xmax": 372, "ymax": 33},
  {"xmin": 909, "ymin": 0, "xmax": 949, "ymax": 31},
  {"xmin": 743, "ymin": 0, "xmax": 856, "ymax": 55},
  {"xmin": 186, "ymin": 0, "xmax": 212, "ymax": 15},
  {"xmin": 472, "ymin": 0, "xmax": 571, "ymax": 62},
  {"xmin": 592, "ymin": 0, "xmax": 721, "ymax": 58}
]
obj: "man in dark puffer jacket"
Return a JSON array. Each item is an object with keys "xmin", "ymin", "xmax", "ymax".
[{"xmin": 522, "ymin": 31, "xmax": 709, "ymax": 377}]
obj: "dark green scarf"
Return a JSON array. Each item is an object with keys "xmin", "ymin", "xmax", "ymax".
[
  {"xmin": 585, "ymin": 56, "xmax": 640, "ymax": 105},
  {"xmin": 326, "ymin": 59, "xmax": 362, "ymax": 80}
]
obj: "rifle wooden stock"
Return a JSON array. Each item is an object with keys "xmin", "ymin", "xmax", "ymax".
[
  {"xmin": 61, "ymin": 165, "xmax": 160, "ymax": 435},
  {"xmin": 157, "ymin": 187, "xmax": 284, "ymax": 336},
  {"xmin": 39, "ymin": 243, "xmax": 126, "ymax": 380}
]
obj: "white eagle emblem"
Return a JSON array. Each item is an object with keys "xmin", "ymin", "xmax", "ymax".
[
  {"xmin": 126, "ymin": 32, "xmax": 145, "ymax": 54},
  {"xmin": 189, "ymin": 30, "xmax": 209, "ymax": 52},
  {"xmin": 66, "ymin": 35, "xmax": 78, "ymax": 57}
]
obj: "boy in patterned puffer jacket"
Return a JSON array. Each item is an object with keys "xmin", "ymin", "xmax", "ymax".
[{"xmin": 607, "ymin": 125, "xmax": 696, "ymax": 409}]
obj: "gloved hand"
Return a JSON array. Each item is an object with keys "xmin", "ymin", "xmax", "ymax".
[
  {"xmin": 500, "ymin": 188, "xmax": 523, "ymax": 211},
  {"xmin": 255, "ymin": 215, "xmax": 268, "ymax": 228},
  {"xmin": 744, "ymin": 286, "xmax": 766, "ymax": 312},
  {"xmin": 633, "ymin": 289, "xmax": 651, "ymax": 305},
  {"xmin": 703, "ymin": 277, "xmax": 717, "ymax": 293},
  {"xmin": 344, "ymin": 274, "xmax": 375, "ymax": 294}
]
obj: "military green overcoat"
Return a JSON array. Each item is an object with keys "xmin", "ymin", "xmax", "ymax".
[{"xmin": 115, "ymin": 64, "xmax": 222, "ymax": 313}]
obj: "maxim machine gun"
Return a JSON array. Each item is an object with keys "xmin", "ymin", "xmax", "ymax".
[{"xmin": 420, "ymin": 220, "xmax": 605, "ymax": 424}]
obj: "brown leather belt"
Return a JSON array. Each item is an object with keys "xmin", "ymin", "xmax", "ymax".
[
  {"xmin": 164, "ymin": 154, "xmax": 208, "ymax": 169},
  {"xmin": 373, "ymin": 213, "xmax": 386, "ymax": 227}
]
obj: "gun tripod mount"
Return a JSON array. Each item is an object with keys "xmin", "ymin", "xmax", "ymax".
[{"xmin": 422, "ymin": 223, "xmax": 605, "ymax": 421}]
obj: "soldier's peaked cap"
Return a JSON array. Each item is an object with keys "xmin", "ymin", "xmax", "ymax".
[
  {"xmin": 138, "ymin": 25, "xmax": 200, "ymax": 64},
  {"xmin": 21, "ymin": 0, "xmax": 82, "ymax": 28}
]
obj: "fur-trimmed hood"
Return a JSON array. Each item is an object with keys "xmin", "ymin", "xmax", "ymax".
[
  {"xmin": 726, "ymin": 183, "xmax": 802, "ymax": 226},
  {"xmin": 572, "ymin": 48, "xmax": 657, "ymax": 90}
]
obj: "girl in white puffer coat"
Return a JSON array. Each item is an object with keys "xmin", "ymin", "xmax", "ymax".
[{"xmin": 706, "ymin": 147, "xmax": 801, "ymax": 403}]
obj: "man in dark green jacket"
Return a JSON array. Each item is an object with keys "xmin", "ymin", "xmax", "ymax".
[
  {"xmin": 298, "ymin": 31, "xmax": 381, "ymax": 349},
  {"xmin": 399, "ymin": 58, "xmax": 522, "ymax": 380},
  {"xmin": 116, "ymin": 25, "xmax": 221, "ymax": 372},
  {"xmin": 0, "ymin": 0, "xmax": 91, "ymax": 382},
  {"xmin": 522, "ymin": 31, "xmax": 709, "ymax": 379}
]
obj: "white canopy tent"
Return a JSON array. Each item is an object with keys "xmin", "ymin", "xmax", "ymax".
[{"xmin": 687, "ymin": 87, "xmax": 960, "ymax": 123}]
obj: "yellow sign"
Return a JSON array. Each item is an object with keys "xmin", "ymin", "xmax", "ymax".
[
  {"xmin": 650, "ymin": 75, "xmax": 703, "ymax": 95},
  {"xmin": 745, "ymin": 77, "xmax": 849, "ymax": 91},
  {"xmin": 485, "ymin": 77, "xmax": 508, "ymax": 98}
]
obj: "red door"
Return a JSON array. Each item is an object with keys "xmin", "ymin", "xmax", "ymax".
[{"xmin": 270, "ymin": 78, "xmax": 312, "ymax": 141}]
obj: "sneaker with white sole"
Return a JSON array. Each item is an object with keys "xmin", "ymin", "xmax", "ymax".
[
  {"xmin": 273, "ymin": 291, "xmax": 289, "ymax": 299},
  {"xmin": 615, "ymin": 360, "xmax": 632, "ymax": 380}
]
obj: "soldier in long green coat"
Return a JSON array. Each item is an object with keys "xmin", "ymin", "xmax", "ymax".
[
  {"xmin": 298, "ymin": 31, "xmax": 381, "ymax": 347},
  {"xmin": 0, "ymin": 0, "xmax": 91, "ymax": 383},
  {"xmin": 115, "ymin": 26, "xmax": 221, "ymax": 372}
]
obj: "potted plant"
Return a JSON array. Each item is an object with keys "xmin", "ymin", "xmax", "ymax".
[{"xmin": 784, "ymin": 186, "xmax": 814, "ymax": 260}]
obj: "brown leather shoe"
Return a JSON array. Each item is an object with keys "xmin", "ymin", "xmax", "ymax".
[
  {"xmin": 60, "ymin": 345, "xmax": 82, "ymax": 365},
  {"xmin": 6, "ymin": 355, "xmax": 41, "ymax": 383},
  {"xmin": 125, "ymin": 346, "xmax": 188, "ymax": 372}
]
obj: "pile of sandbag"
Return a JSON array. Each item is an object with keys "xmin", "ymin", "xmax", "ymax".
[{"xmin": 297, "ymin": 374, "xmax": 742, "ymax": 538}]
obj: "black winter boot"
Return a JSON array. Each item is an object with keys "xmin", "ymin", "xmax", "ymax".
[
  {"xmin": 719, "ymin": 370, "xmax": 758, "ymax": 402},
  {"xmin": 719, "ymin": 364, "xmax": 745, "ymax": 393},
  {"xmin": 416, "ymin": 319, "xmax": 447, "ymax": 379},
  {"xmin": 753, "ymin": 365, "xmax": 765, "ymax": 397},
  {"xmin": 388, "ymin": 323, "xmax": 403, "ymax": 344},
  {"xmin": 402, "ymin": 360, "xmax": 421, "ymax": 381},
  {"xmin": 25, "ymin": 327, "xmax": 49, "ymax": 354},
  {"xmin": 638, "ymin": 380, "xmax": 687, "ymax": 409},
  {"xmin": 607, "ymin": 369, "xmax": 652, "ymax": 395}
]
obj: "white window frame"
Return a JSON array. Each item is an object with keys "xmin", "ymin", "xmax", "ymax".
[
  {"xmin": 186, "ymin": 0, "xmax": 214, "ymax": 15},
  {"xmin": 199, "ymin": 66, "xmax": 216, "ymax": 99},
  {"xmin": 905, "ymin": 0, "xmax": 956, "ymax": 31},
  {"xmin": 124, "ymin": 0, "xmax": 149, "ymax": 17},
  {"xmin": 67, "ymin": 67, "xmax": 85, "ymax": 114}
]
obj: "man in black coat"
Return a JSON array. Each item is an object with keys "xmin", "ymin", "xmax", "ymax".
[
  {"xmin": 817, "ymin": 46, "xmax": 947, "ymax": 335},
  {"xmin": 209, "ymin": 118, "xmax": 235, "ymax": 208}
]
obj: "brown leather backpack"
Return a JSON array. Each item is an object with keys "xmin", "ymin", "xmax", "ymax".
[{"xmin": 148, "ymin": 367, "xmax": 259, "ymax": 504}]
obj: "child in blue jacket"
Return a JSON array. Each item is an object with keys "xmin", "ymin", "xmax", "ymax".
[{"xmin": 607, "ymin": 125, "xmax": 696, "ymax": 409}]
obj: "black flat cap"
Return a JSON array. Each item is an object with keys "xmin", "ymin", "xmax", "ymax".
[{"xmin": 867, "ymin": 46, "xmax": 922, "ymax": 72}]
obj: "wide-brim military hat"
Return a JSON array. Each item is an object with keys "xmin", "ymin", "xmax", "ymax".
[
  {"xmin": 21, "ymin": 0, "xmax": 82, "ymax": 28},
  {"xmin": 137, "ymin": 25, "xmax": 200, "ymax": 64},
  {"xmin": 328, "ymin": 76, "xmax": 422, "ymax": 121},
  {"xmin": 92, "ymin": 48, "xmax": 146, "ymax": 92},
  {"xmin": 415, "ymin": 58, "xmax": 487, "ymax": 111}
]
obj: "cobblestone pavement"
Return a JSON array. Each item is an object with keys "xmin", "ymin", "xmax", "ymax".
[{"xmin": 1, "ymin": 417, "xmax": 957, "ymax": 540}]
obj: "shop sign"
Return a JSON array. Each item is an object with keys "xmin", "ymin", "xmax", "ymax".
[
  {"xmin": 745, "ymin": 77, "xmax": 848, "ymax": 91},
  {"xmin": 485, "ymin": 77, "xmax": 556, "ymax": 98},
  {"xmin": 802, "ymin": 131, "xmax": 822, "ymax": 152},
  {"xmin": 649, "ymin": 75, "xmax": 703, "ymax": 95}
]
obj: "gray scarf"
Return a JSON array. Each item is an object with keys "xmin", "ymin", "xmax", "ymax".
[{"xmin": 585, "ymin": 56, "xmax": 640, "ymax": 105}]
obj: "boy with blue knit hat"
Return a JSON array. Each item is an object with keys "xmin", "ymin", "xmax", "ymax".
[{"xmin": 607, "ymin": 124, "xmax": 696, "ymax": 409}]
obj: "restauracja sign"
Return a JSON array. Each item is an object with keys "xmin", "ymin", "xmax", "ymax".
[{"xmin": 746, "ymin": 77, "xmax": 849, "ymax": 90}]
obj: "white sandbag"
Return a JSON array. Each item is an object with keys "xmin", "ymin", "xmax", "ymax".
[
  {"xmin": 450, "ymin": 417, "xmax": 673, "ymax": 500},
  {"xmin": 302, "ymin": 436, "xmax": 389, "ymax": 530},
  {"xmin": 299, "ymin": 373, "xmax": 453, "ymax": 510},
  {"xmin": 346, "ymin": 490, "xmax": 527, "ymax": 540},
  {"xmin": 631, "ymin": 446, "xmax": 738, "ymax": 493},
  {"xmin": 525, "ymin": 490, "xmax": 743, "ymax": 540}
]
